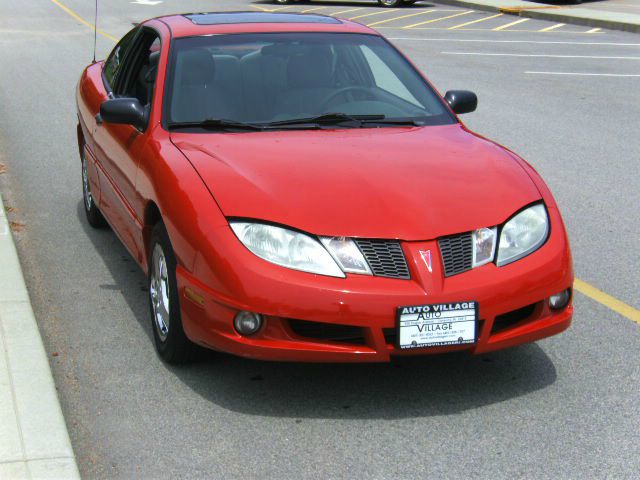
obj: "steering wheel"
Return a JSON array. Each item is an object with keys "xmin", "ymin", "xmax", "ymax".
[{"xmin": 320, "ymin": 87, "xmax": 376, "ymax": 112}]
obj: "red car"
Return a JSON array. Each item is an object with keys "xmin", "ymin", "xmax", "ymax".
[{"xmin": 76, "ymin": 11, "xmax": 573, "ymax": 363}]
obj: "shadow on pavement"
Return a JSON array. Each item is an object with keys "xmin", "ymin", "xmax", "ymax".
[
  {"xmin": 172, "ymin": 344, "xmax": 557, "ymax": 419},
  {"xmin": 78, "ymin": 201, "xmax": 557, "ymax": 420}
]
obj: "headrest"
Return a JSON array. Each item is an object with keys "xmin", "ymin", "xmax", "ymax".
[
  {"xmin": 287, "ymin": 47, "xmax": 332, "ymax": 88},
  {"xmin": 143, "ymin": 51, "xmax": 161, "ymax": 83},
  {"xmin": 178, "ymin": 48, "xmax": 216, "ymax": 87},
  {"xmin": 149, "ymin": 50, "xmax": 160, "ymax": 67}
]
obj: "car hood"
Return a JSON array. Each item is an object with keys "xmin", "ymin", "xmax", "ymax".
[{"xmin": 170, "ymin": 124, "xmax": 541, "ymax": 240}]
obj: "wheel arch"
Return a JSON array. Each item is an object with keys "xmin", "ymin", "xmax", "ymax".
[{"xmin": 142, "ymin": 200, "xmax": 163, "ymax": 264}]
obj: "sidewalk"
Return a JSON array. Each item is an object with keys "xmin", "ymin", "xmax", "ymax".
[
  {"xmin": 433, "ymin": 0, "xmax": 640, "ymax": 33},
  {"xmin": 0, "ymin": 192, "xmax": 79, "ymax": 479}
]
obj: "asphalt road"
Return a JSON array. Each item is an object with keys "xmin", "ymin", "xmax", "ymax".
[{"xmin": 0, "ymin": 0, "xmax": 639, "ymax": 478}]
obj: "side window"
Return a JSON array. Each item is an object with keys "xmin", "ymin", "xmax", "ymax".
[
  {"xmin": 115, "ymin": 31, "xmax": 161, "ymax": 109},
  {"xmin": 360, "ymin": 45, "xmax": 420, "ymax": 107},
  {"xmin": 103, "ymin": 27, "xmax": 139, "ymax": 88}
]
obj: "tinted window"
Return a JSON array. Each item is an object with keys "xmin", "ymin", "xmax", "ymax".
[
  {"xmin": 103, "ymin": 27, "xmax": 138, "ymax": 88},
  {"xmin": 116, "ymin": 34, "xmax": 161, "ymax": 108},
  {"xmin": 164, "ymin": 33, "xmax": 455, "ymax": 127}
]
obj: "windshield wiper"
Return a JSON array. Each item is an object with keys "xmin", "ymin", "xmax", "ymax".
[
  {"xmin": 359, "ymin": 117, "xmax": 426, "ymax": 126},
  {"xmin": 168, "ymin": 119, "xmax": 264, "ymax": 131},
  {"xmin": 266, "ymin": 113, "xmax": 386, "ymax": 128}
]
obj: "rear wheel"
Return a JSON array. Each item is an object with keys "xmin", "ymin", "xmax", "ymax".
[
  {"xmin": 81, "ymin": 148, "xmax": 106, "ymax": 228},
  {"xmin": 379, "ymin": 0, "xmax": 404, "ymax": 6},
  {"xmin": 148, "ymin": 222, "xmax": 196, "ymax": 363}
]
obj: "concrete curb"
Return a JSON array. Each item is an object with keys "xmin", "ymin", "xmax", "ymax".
[
  {"xmin": 0, "ymin": 192, "xmax": 80, "ymax": 480},
  {"xmin": 432, "ymin": 0, "xmax": 640, "ymax": 33}
]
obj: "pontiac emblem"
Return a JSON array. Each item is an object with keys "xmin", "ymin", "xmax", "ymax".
[{"xmin": 419, "ymin": 250, "xmax": 433, "ymax": 273}]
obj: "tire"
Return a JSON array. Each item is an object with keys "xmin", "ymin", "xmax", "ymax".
[
  {"xmin": 378, "ymin": 0, "xmax": 404, "ymax": 6},
  {"xmin": 148, "ymin": 221, "xmax": 196, "ymax": 363},
  {"xmin": 403, "ymin": 0, "xmax": 418, "ymax": 4},
  {"xmin": 81, "ymin": 147, "xmax": 107, "ymax": 228}
]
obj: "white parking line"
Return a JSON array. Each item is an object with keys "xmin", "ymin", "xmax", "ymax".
[
  {"xmin": 493, "ymin": 18, "xmax": 530, "ymax": 31},
  {"xmin": 404, "ymin": 11, "xmax": 473, "ymax": 29},
  {"xmin": 539, "ymin": 23, "xmax": 566, "ymax": 32},
  {"xmin": 366, "ymin": 9, "xmax": 439, "ymax": 27},
  {"xmin": 526, "ymin": 71, "xmax": 640, "ymax": 77},
  {"xmin": 330, "ymin": 7, "xmax": 364, "ymax": 16},
  {"xmin": 301, "ymin": 6, "xmax": 327, "ymax": 13},
  {"xmin": 442, "ymin": 52, "xmax": 640, "ymax": 60},
  {"xmin": 387, "ymin": 38, "xmax": 640, "ymax": 46},
  {"xmin": 448, "ymin": 13, "xmax": 502, "ymax": 30},
  {"xmin": 349, "ymin": 10, "xmax": 394, "ymax": 20}
]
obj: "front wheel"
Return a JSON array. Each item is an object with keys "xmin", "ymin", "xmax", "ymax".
[
  {"xmin": 379, "ymin": 0, "xmax": 404, "ymax": 6},
  {"xmin": 148, "ymin": 222, "xmax": 196, "ymax": 363}
]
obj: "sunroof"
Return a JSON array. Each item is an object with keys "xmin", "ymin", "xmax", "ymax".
[{"xmin": 184, "ymin": 12, "xmax": 342, "ymax": 26}]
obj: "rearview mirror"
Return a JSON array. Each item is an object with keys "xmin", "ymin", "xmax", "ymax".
[
  {"xmin": 100, "ymin": 98, "xmax": 146, "ymax": 130},
  {"xmin": 444, "ymin": 90, "xmax": 478, "ymax": 115}
]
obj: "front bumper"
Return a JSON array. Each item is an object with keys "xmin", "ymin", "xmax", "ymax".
[{"xmin": 176, "ymin": 207, "xmax": 573, "ymax": 362}]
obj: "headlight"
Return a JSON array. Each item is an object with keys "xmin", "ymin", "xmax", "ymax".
[
  {"xmin": 320, "ymin": 237, "xmax": 371, "ymax": 275},
  {"xmin": 497, "ymin": 204, "xmax": 549, "ymax": 266},
  {"xmin": 472, "ymin": 227, "xmax": 497, "ymax": 268},
  {"xmin": 230, "ymin": 222, "xmax": 345, "ymax": 277}
]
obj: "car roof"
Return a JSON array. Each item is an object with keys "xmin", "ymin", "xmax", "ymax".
[{"xmin": 154, "ymin": 11, "xmax": 377, "ymax": 38}]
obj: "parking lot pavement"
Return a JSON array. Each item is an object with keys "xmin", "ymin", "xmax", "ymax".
[
  {"xmin": 414, "ymin": 0, "xmax": 640, "ymax": 33},
  {"xmin": 0, "ymin": 0, "xmax": 638, "ymax": 478}
]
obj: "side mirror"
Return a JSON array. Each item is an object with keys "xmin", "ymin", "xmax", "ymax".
[
  {"xmin": 100, "ymin": 98, "xmax": 146, "ymax": 130},
  {"xmin": 444, "ymin": 90, "xmax": 478, "ymax": 115}
]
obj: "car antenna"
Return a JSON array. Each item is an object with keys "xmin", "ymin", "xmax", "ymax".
[{"xmin": 92, "ymin": 0, "xmax": 98, "ymax": 63}]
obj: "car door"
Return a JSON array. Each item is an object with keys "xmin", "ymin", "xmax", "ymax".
[{"xmin": 93, "ymin": 28, "xmax": 161, "ymax": 258}]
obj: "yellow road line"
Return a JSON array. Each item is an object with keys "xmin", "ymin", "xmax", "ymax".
[
  {"xmin": 586, "ymin": 27, "xmax": 602, "ymax": 33},
  {"xmin": 331, "ymin": 7, "xmax": 364, "ymax": 16},
  {"xmin": 367, "ymin": 9, "xmax": 439, "ymax": 27},
  {"xmin": 349, "ymin": 10, "xmax": 395, "ymax": 20},
  {"xmin": 50, "ymin": 0, "xmax": 117, "ymax": 41},
  {"xmin": 574, "ymin": 279, "xmax": 640, "ymax": 326},
  {"xmin": 404, "ymin": 11, "xmax": 473, "ymax": 29},
  {"xmin": 449, "ymin": 13, "xmax": 503, "ymax": 30},
  {"xmin": 493, "ymin": 18, "xmax": 530, "ymax": 31},
  {"xmin": 539, "ymin": 23, "xmax": 566, "ymax": 32},
  {"xmin": 301, "ymin": 6, "xmax": 328, "ymax": 13}
]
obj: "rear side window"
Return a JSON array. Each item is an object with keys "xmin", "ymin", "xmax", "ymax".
[{"xmin": 103, "ymin": 27, "xmax": 138, "ymax": 88}]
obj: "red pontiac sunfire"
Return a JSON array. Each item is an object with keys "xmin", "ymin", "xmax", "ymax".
[{"xmin": 76, "ymin": 12, "xmax": 573, "ymax": 364}]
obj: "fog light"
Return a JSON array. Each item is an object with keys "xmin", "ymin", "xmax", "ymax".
[
  {"xmin": 549, "ymin": 289, "xmax": 571, "ymax": 310},
  {"xmin": 234, "ymin": 311, "xmax": 263, "ymax": 336}
]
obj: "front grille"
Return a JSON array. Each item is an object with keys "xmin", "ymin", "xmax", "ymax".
[
  {"xmin": 354, "ymin": 239, "xmax": 410, "ymax": 280},
  {"xmin": 288, "ymin": 319, "xmax": 366, "ymax": 345},
  {"xmin": 438, "ymin": 233, "xmax": 473, "ymax": 277}
]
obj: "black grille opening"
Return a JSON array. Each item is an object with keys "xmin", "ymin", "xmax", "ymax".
[
  {"xmin": 491, "ymin": 303, "xmax": 537, "ymax": 333},
  {"xmin": 354, "ymin": 239, "xmax": 410, "ymax": 280},
  {"xmin": 383, "ymin": 328, "xmax": 397, "ymax": 345},
  {"xmin": 438, "ymin": 233, "xmax": 473, "ymax": 277},
  {"xmin": 288, "ymin": 319, "xmax": 366, "ymax": 345}
]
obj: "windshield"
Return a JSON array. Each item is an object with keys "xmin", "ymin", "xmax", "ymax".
[{"xmin": 164, "ymin": 32, "xmax": 456, "ymax": 129}]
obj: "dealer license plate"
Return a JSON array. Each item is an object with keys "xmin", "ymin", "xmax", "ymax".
[{"xmin": 397, "ymin": 301, "xmax": 478, "ymax": 349}]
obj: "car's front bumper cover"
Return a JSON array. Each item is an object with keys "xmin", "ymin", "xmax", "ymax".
[{"xmin": 176, "ymin": 207, "xmax": 573, "ymax": 362}]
